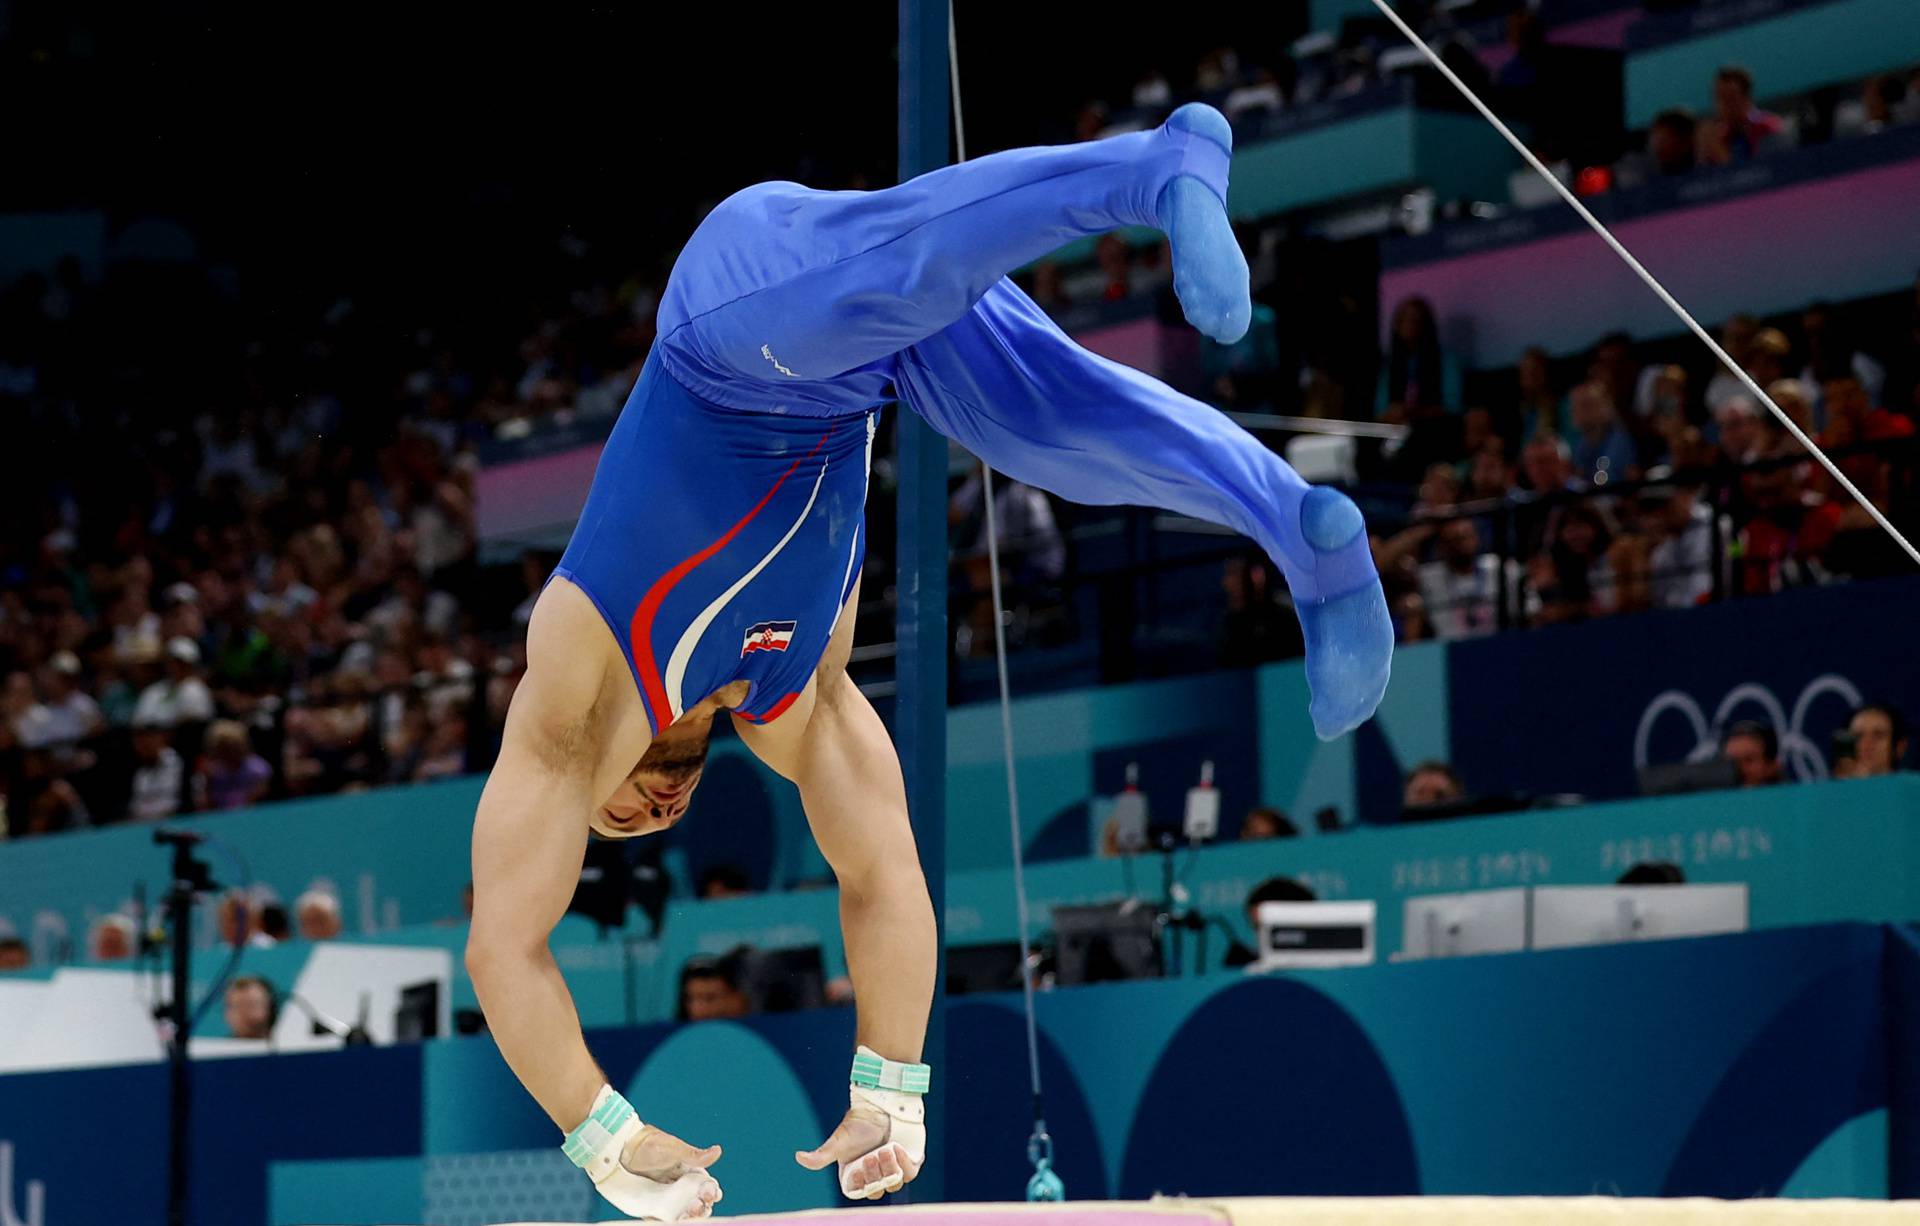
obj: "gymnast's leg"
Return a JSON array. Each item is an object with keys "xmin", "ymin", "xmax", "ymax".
[
  {"xmin": 896, "ymin": 280, "xmax": 1392, "ymax": 740},
  {"xmin": 655, "ymin": 104, "xmax": 1250, "ymax": 391}
]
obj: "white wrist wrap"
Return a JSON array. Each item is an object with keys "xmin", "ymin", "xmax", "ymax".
[
  {"xmin": 842, "ymin": 1083, "xmax": 927, "ymax": 1199},
  {"xmin": 563, "ymin": 1084, "xmax": 644, "ymax": 1181},
  {"xmin": 563, "ymin": 1085, "xmax": 718, "ymax": 1221}
]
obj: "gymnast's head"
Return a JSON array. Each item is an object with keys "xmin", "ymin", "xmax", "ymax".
[{"xmin": 590, "ymin": 693, "xmax": 730, "ymax": 839}]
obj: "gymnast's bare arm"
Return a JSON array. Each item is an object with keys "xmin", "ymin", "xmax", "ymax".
[
  {"xmin": 735, "ymin": 578, "xmax": 938, "ymax": 1198},
  {"xmin": 467, "ymin": 578, "xmax": 722, "ymax": 1196}
]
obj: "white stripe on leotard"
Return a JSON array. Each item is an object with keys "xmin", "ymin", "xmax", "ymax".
[
  {"xmin": 664, "ymin": 456, "xmax": 831, "ymax": 720},
  {"xmin": 838, "ymin": 412, "xmax": 876, "ymax": 602}
]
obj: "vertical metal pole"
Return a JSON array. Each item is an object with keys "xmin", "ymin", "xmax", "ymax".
[
  {"xmin": 897, "ymin": 0, "xmax": 950, "ymax": 1202},
  {"xmin": 165, "ymin": 866, "xmax": 193, "ymax": 1226}
]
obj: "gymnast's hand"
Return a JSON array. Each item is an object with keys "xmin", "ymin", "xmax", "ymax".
[
  {"xmin": 795, "ymin": 1088, "xmax": 926, "ymax": 1200},
  {"xmin": 595, "ymin": 1125, "xmax": 724, "ymax": 1221}
]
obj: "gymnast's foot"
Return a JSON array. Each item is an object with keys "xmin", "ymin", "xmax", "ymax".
[
  {"xmin": 1294, "ymin": 488, "xmax": 1393, "ymax": 742},
  {"xmin": 1156, "ymin": 103, "xmax": 1252, "ymax": 345}
]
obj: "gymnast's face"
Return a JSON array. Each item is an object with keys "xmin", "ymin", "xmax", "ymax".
[{"xmin": 591, "ymin": 715, "xmax": 715, "ymax": 839}]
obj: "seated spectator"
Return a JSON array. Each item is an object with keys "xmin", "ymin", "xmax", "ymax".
[
  {"xmin": 128, "ymin": 716, "xmax": 185, "ymax": 822},
  {"xmin": 1838, "ymin": 72, "xmax": 1918, "ymax": 137},
  {"xmin": 1028, "ymin": 260, "xmax": 1071, "ymax": 311},
  {"xmin": 216, "ymin": 889, "xmax": 279, "ymax": 949},
  {"xmin": 1800, "ymin": 302, "xmax": 1888, "ymax": 411},
  {"xmin": 89, "ymin": 913, "xmax": 137, "ymax": 962},
  {"xmin": 1417, "ymin": 518, "xmax": 1515, "ymax": 640},
  {"xmin": 1414, "ymin": 462, "xmax": 1462, "ymax": 518},
  {"xmin": 1532, "ymin": 502, "xmax": 1618, "ymax": 625},
  {"xmin": 1607, "ymin": 532, "xmax": 1655, "ymax": 616},
  {"xmin": 133, "ymin": 637, "xmax": 216, "ymax": 730},
  {"xmin": 1821, "ymin": 374, "xmax": 1914, "ymax": 446},
  {"xmin": 1391, "ymin": 589, "xmax": 1432, "ymax": 644},
  {"xmin": 1735, "ymin": 411, "xmax": 1828, "ymax": 595},
  {"xmin": 259, "ymin": 903, "xmax": 292, "ymax": 944},
  {"xmin": 1645, "ymin": 485, "xmax": 1717, "ymax": 608},
  {"xmin": 1094, "ymin": 233, "xmax": 1144, "ymax": 302},
  {"xmin": 0, "ymin": 936, "xmax": 29, "ymax": 971},
  {"xmin": 950, "ymin": 470, "xmax": 1066, "ymax": 659},
  {"xmin": 22, "ymin": 767, "xmax": 92, "ymax": 836},
  {"xmin": 1646, "ymin": 108, "xmax": 1697, "ymax": 179},
  {"xmin": 1714, "ymin": 396, "xmax": 1764, "ymax": 466},
  {"xmin": 1704, "ymin": 315, "xmax": 1761, "ymax": 414},
  {"xmin": 1567, "ymin": 382, "xmax": 1637, "ymax": 485},
  {"xmin": 1222, "ymin": 67, "xmax": 1285, "ymax": 123},
  {"xmin": 1520, "ymin": 434, "xmax": 1577, "ymax": 494},
  {"xmin": 1467, "ymin": 440, "xmax": 1515, "ymax": 502},
  {"xmin": 1225, "ymin": 876, "xmax": 1318, "ymax": 968},
  {"xmin": 1632, "ymin": 364, "xmax": 1691, "ymax": 464},
  {"xmin": 223, "ymin": 975, "xmax": 278, "ymax": 1040},
  {"xmin": 678, "ymin": 954, "xmax": 751, "ymax": 1022},
  {"xmin": 1721, "ymin": 721, "xmax": 1782, "ymax": 788},
  {"xmin": 1195, "ymin": 45, "xmax": 1241, "ymax": 94},
  {"xmin": 1239, "ymin": 806, "xmax": 1297, "ymax": 841},
  {"xmin": 31, "ymin": 652, "xmax": 103, "ymax": 748},
  {"xmin": 1515, "ymin": 433, "xmax": 1580, "ymax": 558},
  {"xmin": 193, "ymin": 720, "xmax": 272, "ymax": 811},
  {"xmin": 1513, "ymin": 346, "xmax": 1567, "ymax": 443},
  {"xmin": 1587, "ymin": 333, "xmax": 1641, "ymax": 423},
  {"xmin": 296, "ymin": 888, "xmax": 345, "ymax": 941},
  {"xmin": 3, "ymin": 670, "xmax": 52, "ymax": 749},
  {"xmin": 1745, "ymin": 327, "xmax": 1791, "ymax": 389},
  {"xmin": 1132, "ymin": 67, "xmax": 1173, "ymax": 110},
  {"xmin": 1403, "ymin": 760, "xmax": 1466, "ymax": 810},
  {"xmin": 1378, "ymin": 296, "xmax": 1463, "ymax": 421},
  {"xmin": 1697, "ymin": 65, "xmax": 1785, "ymax": 166},
  {"xmin": 1835, "ymin": 703, "xmax": 1910, "ymax": 779},
  {"xmin": 698, "ymin": 864, "xmax": 756, "ymax": 900},
  {"xmin": 1220, "ymin": 556, "xmax": 1304, "ymax": 667},
  {"xmin": 412, "ymin": 709, "xmax": 470, "ymax": 782},
  {"xmin": 284, "ymin": 674, "xmax": 378, "ymax": 795},
  {"xmin": 1767, "ymin": 377, "xmax": 1817, "ymax": 436}
]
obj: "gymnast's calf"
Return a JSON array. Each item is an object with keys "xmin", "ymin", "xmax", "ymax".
[{"xmin": 466, "ymin": 103, "xmax": 1393, "ymax": 1221}]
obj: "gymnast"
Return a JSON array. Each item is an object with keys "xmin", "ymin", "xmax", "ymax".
[{"xmin": 466, "ymin": 103, "xmax": 1392, "ymax": 1221}]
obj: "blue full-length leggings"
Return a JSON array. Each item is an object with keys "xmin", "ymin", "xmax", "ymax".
[{"xmin": 654, "ymin": 118, "xmax": 1375, "ymax": 613}]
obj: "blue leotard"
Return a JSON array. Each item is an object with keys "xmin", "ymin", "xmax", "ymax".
[{"xmin": 557, "ymin": 106, "xmax": 1391, "ymax": 740}]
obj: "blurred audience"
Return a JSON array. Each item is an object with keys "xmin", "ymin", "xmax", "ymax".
[
  {"xmin": 698, "ymin": 864, "xmax": 756, "ymax": 900},
  {"xmin": 1238, "ymin": 805, "xmax": 1296, "ymax": 841},
  {"xmin": 1567, "ymin": 382, "xmax": 1636, "ymax": 485},
  {"xmin": 1721, "ymin": 721, "xmax": 1783, "ymax": 788},
  {"xmin": 1403, "ymin": 761, "xmax": 1466, "ymax": 810},
  {"xmin": 295, "ymin": 888, "xmax": 345, "ymax": 941},
  {"xmin": 224, "ymin": 975, "xmax": 278, "ymax": 1040},
  {"xmin": 128, "ymin": 716, "xmax": 185, "ymax": 821},
  {"xmin": 1379, "ymin": 296, "xmax": 1462, "ymax": 422},
  {"xmin": 1697, "ymin": 65, "xmax": 1785, "ymax": 167},
  {"xmin": 678, "ymin": 954, "xmax": 751, "ymax": 1022},
  {"xmin": 88, "ymin": 913, "xmax": 136, "ymax": 961},
  {"xmin": 193, "ymin": 720, "xmax": 272, "ymax": 811},
  {"xmin": 1224, "ymin": 875, "xmax": 1318, "ymax": 969},
  {"xmin": 1835, "ymin": 703, "xmax": 1910, "ymax": 779},
  {"xmin": 1413, "ymin": 518, "xmax": 1512, "ymax": 640}
]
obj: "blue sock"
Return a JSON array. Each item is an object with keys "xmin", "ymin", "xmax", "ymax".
[
  {"xmin": 1155, "ymin": 105, "xmax": 1252, "ymax": 345},
  {"xmin": 1295, "ymin": 488, "xmax": 1393, "ymax": 742}
]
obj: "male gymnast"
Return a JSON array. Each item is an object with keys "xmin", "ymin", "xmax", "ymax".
[{"xmin": 467, "ymin": 103, "xmax": 1392, "ymax": 1221}]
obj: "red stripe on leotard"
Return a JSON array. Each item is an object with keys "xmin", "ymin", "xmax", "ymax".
[{"xmin": 628, "ymin": 432, "xmax": 831, "ymax": 733}]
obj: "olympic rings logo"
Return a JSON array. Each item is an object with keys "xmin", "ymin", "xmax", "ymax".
[{"xmin": 1632, "ymin": 674, "xmax": 1864, "ymax": 782}]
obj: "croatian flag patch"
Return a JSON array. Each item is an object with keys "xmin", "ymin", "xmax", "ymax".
[{"xmin": 742, "ymin": 620, "xmax": 797, "ymax": 657}]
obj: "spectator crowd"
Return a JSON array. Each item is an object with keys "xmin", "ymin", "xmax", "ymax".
[{"xmin": 1, "ymin": 0, "xmax": 1915, "ymax": 935}]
